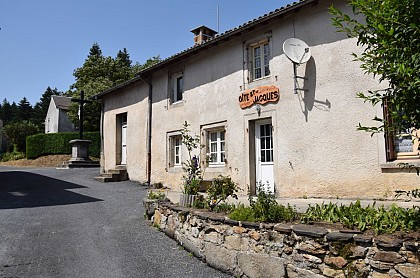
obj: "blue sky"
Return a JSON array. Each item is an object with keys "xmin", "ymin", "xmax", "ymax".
[{"xmin": 0, "ymin": 0, "xmax": 294, "ymax": 105}]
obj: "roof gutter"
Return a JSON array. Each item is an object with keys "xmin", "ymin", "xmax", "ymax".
[{"xmin": 138, "ymin": 74, "xmax": 153, "ymax": 186}]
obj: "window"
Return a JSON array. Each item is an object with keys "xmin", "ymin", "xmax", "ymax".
[
  {"xmin": 208, "ymin": 130, "xmax": 225, "ymax": 166},
  {"xmin": 120, "ymin": 113, "xmax": 127, "ymax": 125},
  {"xmin": 172, "ymin": 73, "xmax": 183, "ymax": 103},
  {"xmin": 389, "ymin": 129, "xmax": 419, "ymax": 161},
  {"xmin": 252, "ymin": 42, "xmax": 270, "ymax": 80},
  {"xmin": 173, "ymin": 136, "xmax": 182, "ymax": 166},
  {"xmin": 169, "ymin": 135, "xmax": 182, "ymax": 167},
  {"xmin": 383, "ymin": 99, "xmax": 419, "ymax": 161},
  {"xmin": 259, "ymin": 123, "xmax": 273, "ymax": 163}
]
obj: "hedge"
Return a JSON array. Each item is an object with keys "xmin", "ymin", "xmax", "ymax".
[{"xmin": 26, "ymin": 132, "xmax": 100, "ymax": 159}]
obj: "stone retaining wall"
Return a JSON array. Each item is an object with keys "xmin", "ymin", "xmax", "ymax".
[{"xmin": 143, "ymin": 199, "xmax": 420, "ymax": 278}]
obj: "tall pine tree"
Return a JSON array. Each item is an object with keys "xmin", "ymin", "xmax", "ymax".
[
  {"xmin": 1, "ymin": 99, "xmax": 12, "ymax": 124},
  {"xmin": 17, "ymin": 97, "xmax": 33, "ymax": 121},
  {"xmin": 33, "ymin": 87, "xmax": 61, "ymax": 128}
]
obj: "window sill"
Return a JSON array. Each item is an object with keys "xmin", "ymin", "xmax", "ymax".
[
  {"xmin": 170, "ymin": 100, "xmax": 184, "ymax": 108},
  {"xmin": 380, "ymin": 160, "xmax": 420, "ymax": 170},
  {"xmin": 250, "ymin": 75, "xmax": 270, "ymax": 83}
]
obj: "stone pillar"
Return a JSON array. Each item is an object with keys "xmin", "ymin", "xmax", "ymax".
[
  {"xmin": 69, "ymin": 139, "xmax": 92, "ymax": 161},
  {"xmin": 67, "ymin": 139, "xmax": 99, "ymax": 168}
]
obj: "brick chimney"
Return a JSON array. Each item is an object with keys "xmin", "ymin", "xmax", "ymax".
[{"xmin": 191, "ymin": 25, "xmax": 217, "ymax": 45}]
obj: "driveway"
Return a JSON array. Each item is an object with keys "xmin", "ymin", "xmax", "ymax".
[{"xmin": 0, "ymin": 166, "xmax": 229, "ymax": 278}]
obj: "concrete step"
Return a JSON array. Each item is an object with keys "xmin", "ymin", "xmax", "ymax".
[
  {"xmin": 108, "ymin": 169, "xmax": 128, "ymax": 181},
  {"xmin": 94, "ymin": 168, "xmax": 128, "ymax": 183},
  {"xmin": 67, "ymin": 160, "xmax": 100, "ymax": 168},
  {"xmin": 94, "ymin": 175, "xmax": 114, "ymax": 183}
]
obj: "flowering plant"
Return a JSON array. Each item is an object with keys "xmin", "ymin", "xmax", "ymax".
[{"xmin": 181, "ymin": 121, "xmax": 204, "ymax": 195}]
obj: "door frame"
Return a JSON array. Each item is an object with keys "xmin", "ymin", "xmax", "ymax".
[
  {"xmin": 116, "ymin": 112, "xmax": 127, "ymax": 166},
  {"xmin": 255, "ymin": 118, "xmax": 274, "ymax": 193},
  {"xmin": 121, "ymin": 122, "xmax": 127, "ymax": 165},
  {"xmin": 245, "ymin": 111, "xmax": 277, "ymax": 196}
]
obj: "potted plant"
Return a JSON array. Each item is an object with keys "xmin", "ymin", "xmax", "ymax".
[{"xmin": 179, "ymin": 122, "xmax": 204, "ymax": 207}]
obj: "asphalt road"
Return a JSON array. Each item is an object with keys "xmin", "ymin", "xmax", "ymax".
[{"xmin": 0, "ymin": 166, "xmax": 229, "ymax": 278}]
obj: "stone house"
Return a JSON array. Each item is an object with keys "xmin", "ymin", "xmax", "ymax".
[
  {"xmin": 45, "ymin": 96, "xmax": 74, "ymax": 133},
  {"xmin": 94, "ymin": 0, "xmax": 419, "ymax": 198}
]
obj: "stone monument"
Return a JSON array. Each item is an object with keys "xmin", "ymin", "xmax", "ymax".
[{"xmin": 68, "ymin": 90, "xmax": 99, "ymax": 168}]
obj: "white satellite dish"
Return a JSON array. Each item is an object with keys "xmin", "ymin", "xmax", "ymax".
[{"xmin": 283, "ymin": 38, "xmax": 311, "ymax": 64}]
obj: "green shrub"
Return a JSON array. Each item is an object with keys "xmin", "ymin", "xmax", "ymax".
[
  {"xmin": 229, "ymin": 183, "xmax": 299, "ymax": 223},
  {"xmin": 192, "ymin": 195, "xmax": 207, "ymax": 209},
  {"xmin": 3, "ymin": 121, "xmax": 40, "ymax": 152},
  {"xmin": 26, "ymin": 132, "xmax": 100, "ymax": 159},
  {"xmin": 229, "ymin": 204, "xmax": 257, "ymax": 222},
  {"xmin": 249, "ymin": 183, "xmax": 298, "ymax": 223},
  {"xmin": 207, "ymin": 175, "xmax": 239, "ymax": 210},
  {"xmin": 301, "ymin": 200, "xmax": 420, "ymax": 234},
  {"xmin": 213, "ymin": 203, "xmax": 236, "ymax": 213},
  {"xmin": 1, "ymin": 145, "xmax": 25, "ymax": 162}
]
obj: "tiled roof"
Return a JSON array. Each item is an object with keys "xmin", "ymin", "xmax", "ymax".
[
  {"xmin": 94, "ymin": 0, "xmax": 314, "ymax": 99},
  {"xmin": 52, "ymin": 96, "xmax": 72, "ymax": 110}
]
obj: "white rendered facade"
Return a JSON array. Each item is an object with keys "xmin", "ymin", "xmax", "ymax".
[{"xmin": 96, "ymin": 0, "xmax": 419, "ymax": 198}]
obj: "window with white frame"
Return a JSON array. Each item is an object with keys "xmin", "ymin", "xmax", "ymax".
[
  {"xmin": 383, "ymin": 98, "xmax": 420, "ymax": 161},
  {"xmin": 252, "ymin": 42, "xmax": 270, "ymax": 80},
  {"xmin": 169, "ymin": 134, "xmax": 182, "ymax": 167},
  {"xmin": 174, "ymin": 136, "xmax": 182, "ymax": 166},
  {"xmin": 208, "ymin": 130, "xmax": 225, "ymax": 166},
  {"xmin": 172, "ymin": 73, "xmax": 183, "ymax": 103}
]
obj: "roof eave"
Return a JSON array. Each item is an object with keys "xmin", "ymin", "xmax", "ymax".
[
  {"xmin": 93, "ymin": 0, "xmax": 315, "ymax": 99},
  {"xmin": 139, "ymin": 0, "xmax": 315, "ymax": 76}
]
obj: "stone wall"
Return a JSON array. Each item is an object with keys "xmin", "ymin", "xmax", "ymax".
[{"xmin": 144, "ymin": 199, "xmax": 420, "ymax": 278}]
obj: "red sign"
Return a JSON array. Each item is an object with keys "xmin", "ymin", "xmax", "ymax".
[{"xmin": 239, "ymin": 85, "xmax": 280, "ymax": 109}]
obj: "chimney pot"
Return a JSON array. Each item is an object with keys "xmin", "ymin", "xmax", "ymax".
[{"xmin": 191, "ymin": 25, "xmax": 217, "ymax": 45}]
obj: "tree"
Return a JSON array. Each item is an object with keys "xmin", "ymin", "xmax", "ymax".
[
  {"xmin": 68, "ymin": 43, "xmax": 161, "ymax": 132},
  {"xmin": 89, "ymin": 42, "xmax": 102, "ymax": 56},
  {"xmin": 17, "ymin": 97, "xmax": 33, "ymax": 121},
  {"xmin": 330, "ymin": 0, "xmax": 420, "ymax": 175},
  {"xmin": 33, "ymin": 87, "xmax": 61, "ymax": 129},
  {"xmin": 0, "ymin": 102, "xmax": 2, "ymax": 121},
  {"xmin": 112, "ymin": 48, "xmax": 133, "ymax": 85},
  {"xmin": 1, "ymin": 99, "xmax": 14, "ymax": 124},
  {"xmin": 330, "ymin": 0, "xmax": 420, "ymax": 133},
  {"xmin": 9, "ymin": 101, "xmax": 19, "ymax": 123},
  {"xmin": 68, "ymin": 43, "xmax": 114, "ymax": 131},
  {"xmin": 3, "ymin": 121, "xmax": 39, "ymax": 152},
  {"xmin": 132, "ymin": 55, "xmax": 161, "ymax": 73}
]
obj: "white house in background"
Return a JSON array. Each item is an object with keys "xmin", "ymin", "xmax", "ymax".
[
  {"xmin": 94, "ymin": 0, "xmax": 419, "ymax": 199},
  {"xmin": 45, "ymin": 96, "xmax": 74, "ymax": 133}
]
